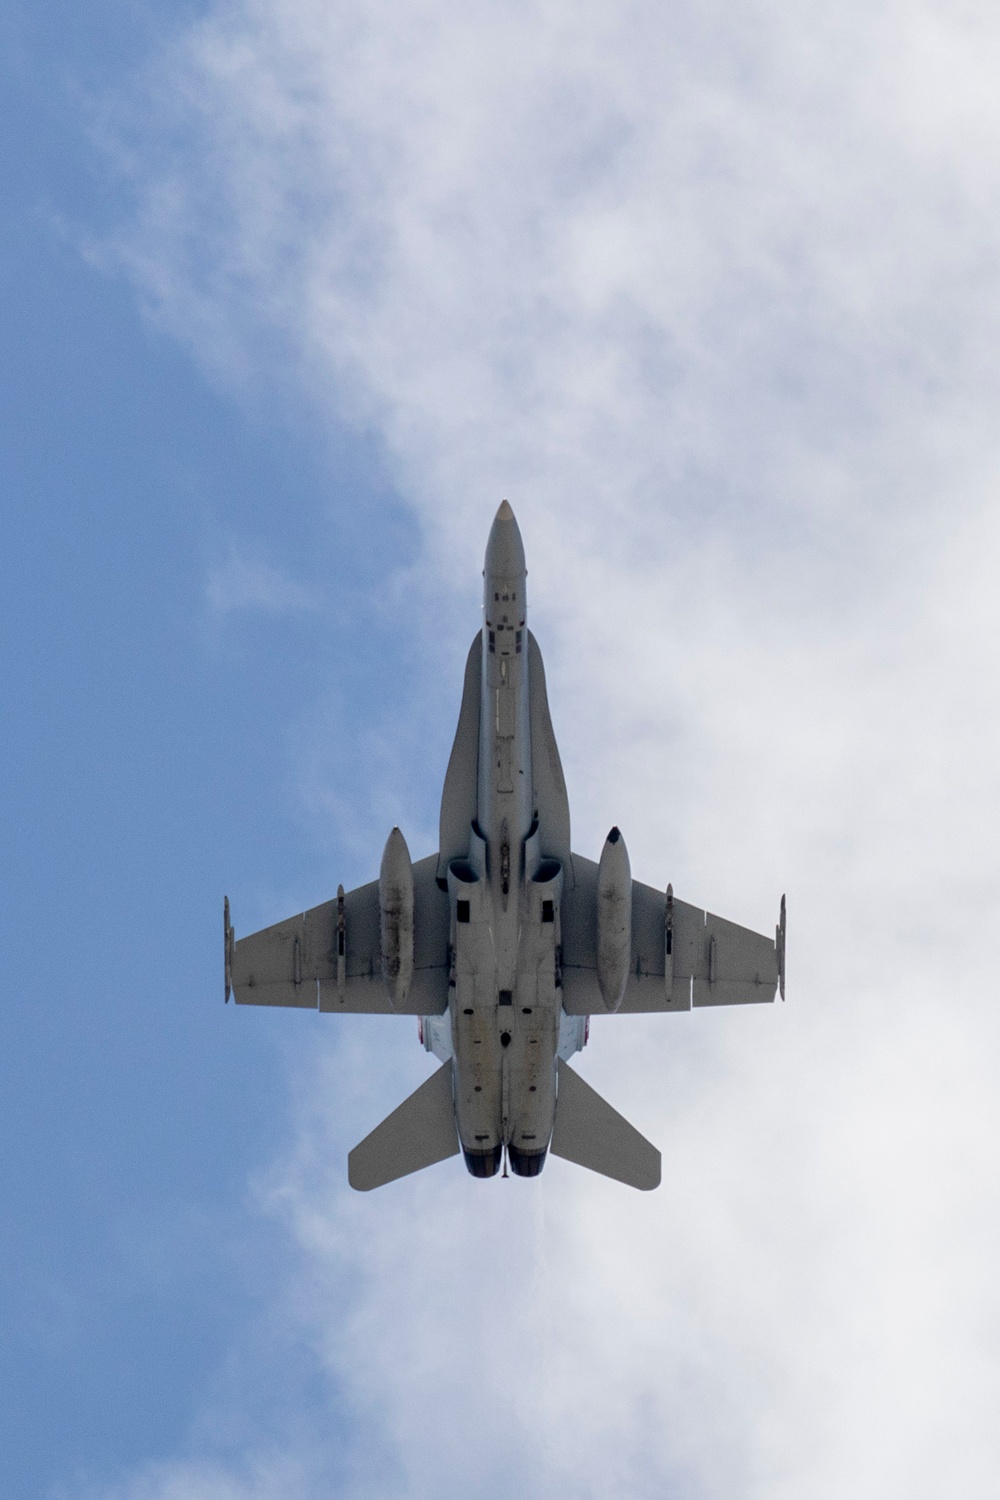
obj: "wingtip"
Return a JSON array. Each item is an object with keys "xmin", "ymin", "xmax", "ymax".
[{"xmin": 224, "ymin": 896, "xmax": 233, "ymax": 1003}]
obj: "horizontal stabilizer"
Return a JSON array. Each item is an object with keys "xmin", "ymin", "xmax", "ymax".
[
  {"xmin": 348, "ymin": 1060, "xmax": 459, "ymax": 1191},
  {"xmin": 550, "ymin": 1059, "xmax": 660, "ymax": 1191}
]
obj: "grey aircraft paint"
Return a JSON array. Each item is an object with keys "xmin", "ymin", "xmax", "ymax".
[{"xmin": 226, "ymin": 504, "xmax": 786, "ymax": 1191}]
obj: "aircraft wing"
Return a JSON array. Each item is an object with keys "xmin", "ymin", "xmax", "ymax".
[
  {"xmin": 561, "ymin": 853, "xmax": 782, "ymax": 1015},
  {"xmin": 227, "ymin": 853, "xmax": 449, "ymax": 1015}
]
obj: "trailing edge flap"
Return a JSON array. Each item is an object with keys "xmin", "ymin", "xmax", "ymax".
[
  {"xmin": 550, "ymin": 1059, "xmax": 661, "ymax": 1191},
  {"xmin": 348, "ymin": 1059, "xmax": 459, "ymax": 1192}
]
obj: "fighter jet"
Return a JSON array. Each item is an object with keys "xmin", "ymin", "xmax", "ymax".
[{"xmin": 225, "ymin": 503, "xmax": 785, "ymax": 1191}]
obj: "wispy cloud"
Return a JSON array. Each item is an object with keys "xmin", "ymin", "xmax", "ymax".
[
  {"xmin": 93, "ymin": 1, "xmax": 1000, "ymax": 1496},
  {"xmin": 84, "ymin": 1452, "xmax": 329, "ymax": 1500},
  {"xmin": 206, "ymin": 545, "xmax": 318, "ymax": 616}
]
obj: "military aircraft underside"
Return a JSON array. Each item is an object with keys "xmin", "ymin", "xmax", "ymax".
[{"xmin": 225, "ymin": 503, "xmax": 785, "ymax": 1190}]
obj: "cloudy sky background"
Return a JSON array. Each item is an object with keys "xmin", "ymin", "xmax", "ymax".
[{"xmin": 3, "ymin": 1, "xmax": 1000, "ymax": 1496}]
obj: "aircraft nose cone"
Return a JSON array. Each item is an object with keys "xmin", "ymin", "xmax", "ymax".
[{"xmin": 485, "ymin": 500, "xmax": 525, "ymax": 577}]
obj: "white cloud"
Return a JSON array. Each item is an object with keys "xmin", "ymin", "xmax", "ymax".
[{"xmin": 96, "ymin": 1, "xmax": 1000, "ymax": 1496}]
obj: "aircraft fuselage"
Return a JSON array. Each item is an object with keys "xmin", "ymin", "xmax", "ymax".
[
  {"xmin": 228, "ymin": 501, "xmax": 782, "ymax": 1191},
  {"xmin": 446, "ymin": 503, "xmax": 563, "ymax": 1177}
]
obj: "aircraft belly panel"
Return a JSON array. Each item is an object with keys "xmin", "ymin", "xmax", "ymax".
[{"xmin": 497, "ymin": 737, "xmax": 514, "ymax": 792}]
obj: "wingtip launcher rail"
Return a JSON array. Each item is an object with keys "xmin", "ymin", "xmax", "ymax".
[{"xmin": 224, "ymin": 896, "xmax": 234, "ymax": 1004}]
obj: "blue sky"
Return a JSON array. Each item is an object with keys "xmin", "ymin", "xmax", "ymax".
[
  {"xmin": 4, "ymin": 3, "xmax": 1000, "ymax": 1497},
  {"xmin": 1, "ymin": 8, "xmax": 421, "ymax": 1492}
]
